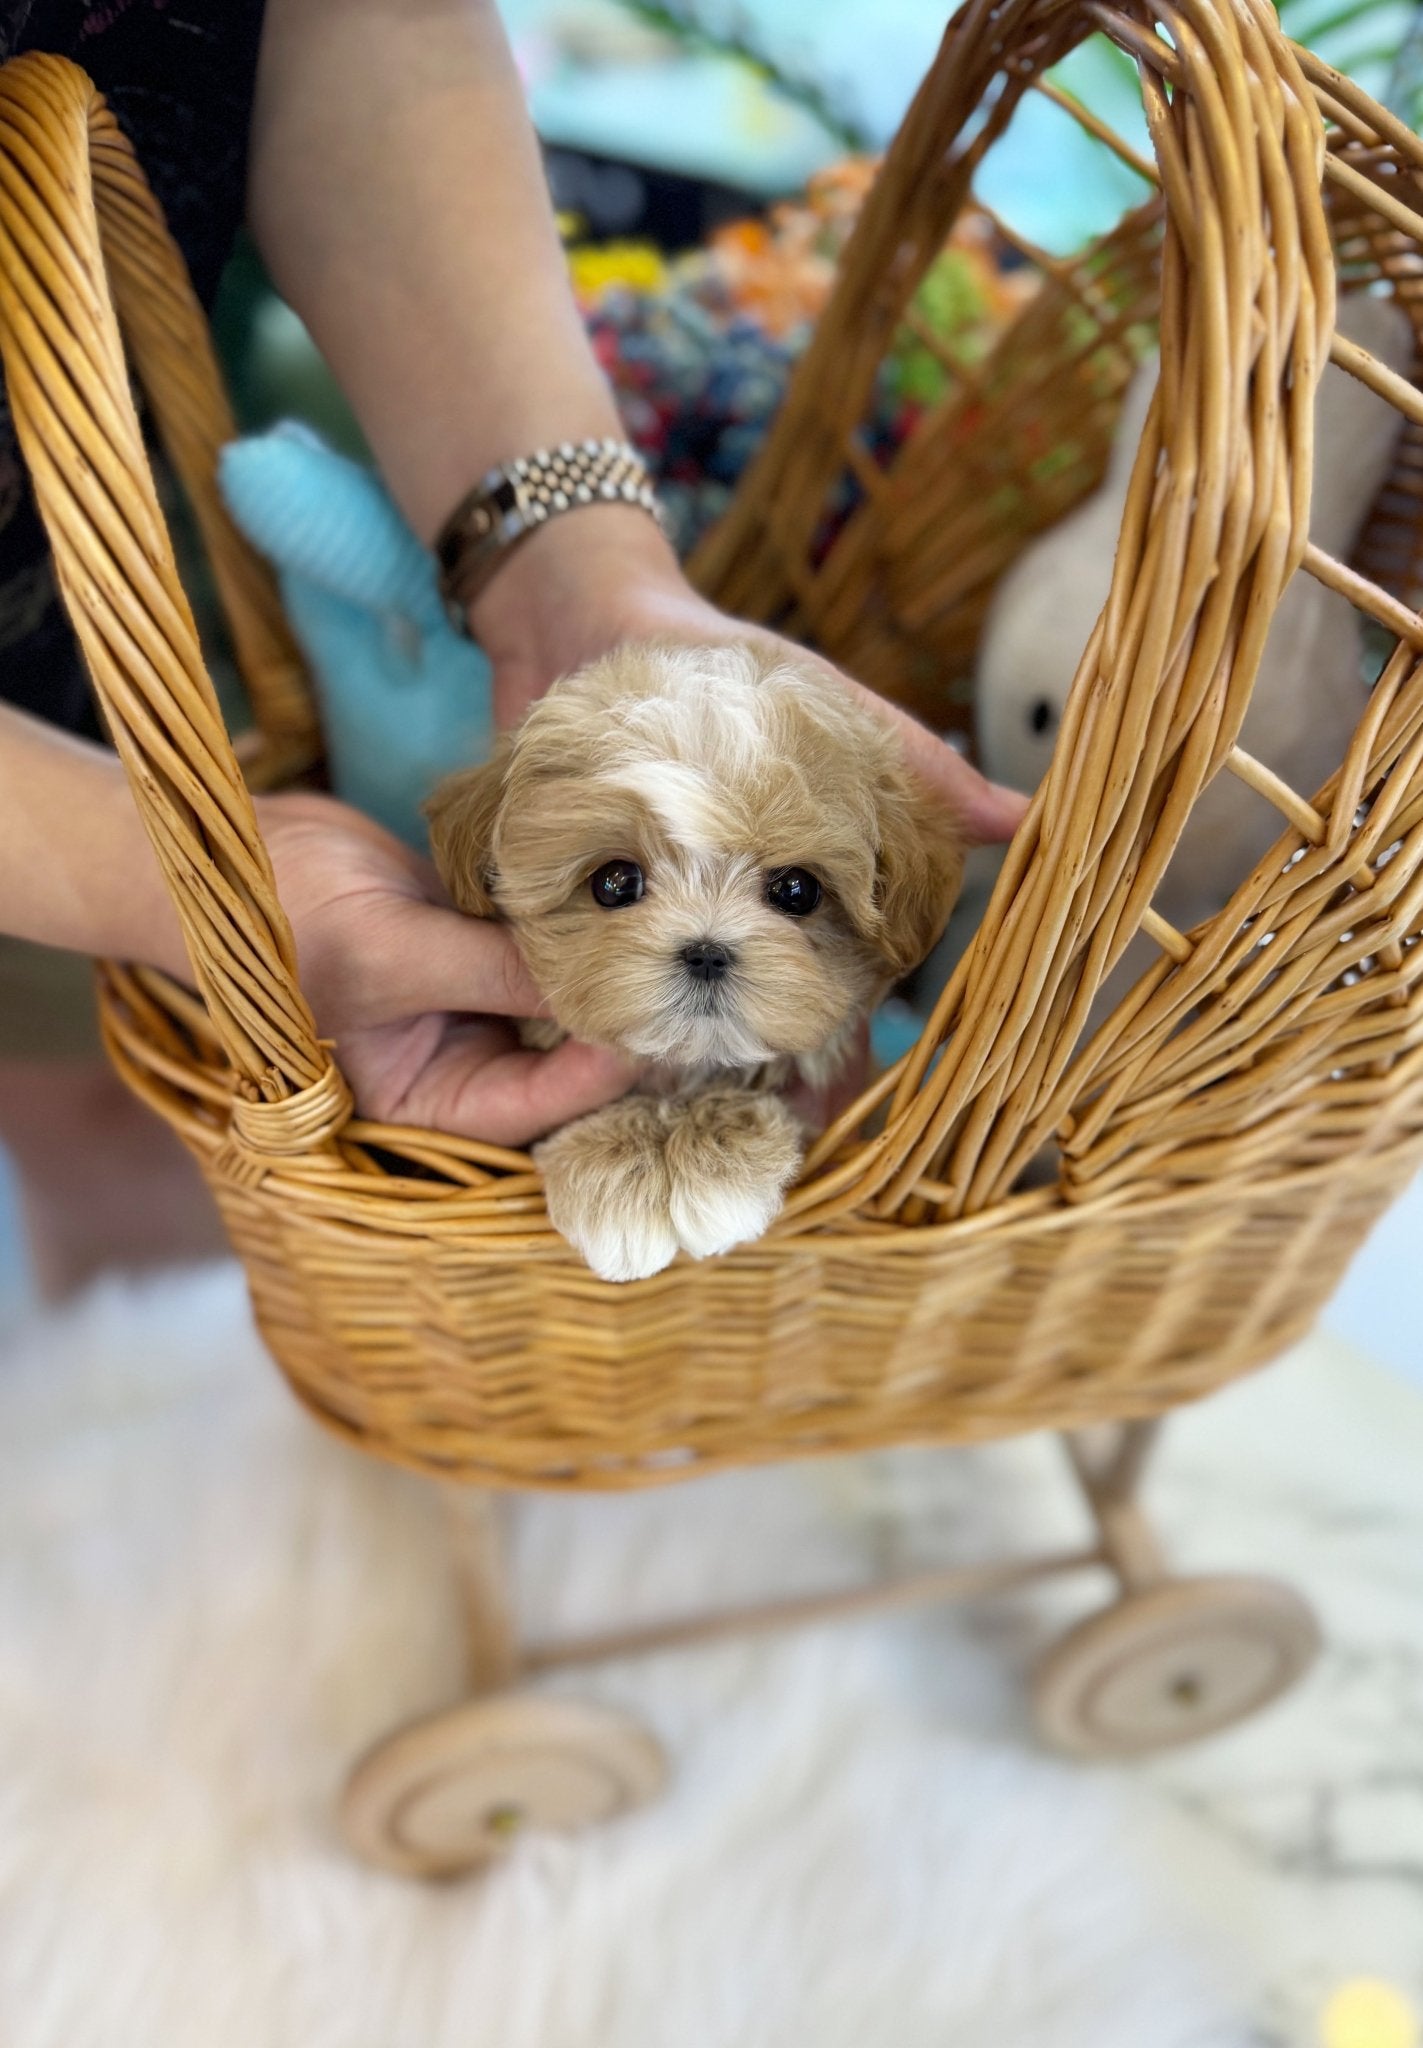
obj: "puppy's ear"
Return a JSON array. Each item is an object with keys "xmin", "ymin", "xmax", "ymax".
[
  {"xmin": 873, "ymin": 772, "xmax": 964, "ymax": 978},
  {"xmin": 424, "ymin": 743, "xmax": 510, "ymax": 917}
]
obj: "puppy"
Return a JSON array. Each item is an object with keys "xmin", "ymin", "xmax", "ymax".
[{"xmin": 427, "ymin": 643, "xmax": 962, "ymax": 1281}]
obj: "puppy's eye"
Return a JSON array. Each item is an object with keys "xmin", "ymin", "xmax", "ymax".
[
  {"xmin": 1029, "ymin": 698, "xmax": 1056, "ymax": 737},
  {"xmin": 590, "ymin": 858, "xmax": 644, "ymax": 908},
  {"xmin": 766, "ymin": 867, "xmax": 822, "ymax": 918}
]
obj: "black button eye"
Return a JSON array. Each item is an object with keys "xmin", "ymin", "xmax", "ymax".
[
  {"xmin": 590, "ymin": 859, "xmax": 644, "ymax": 908},
  {"xmin": 766, "ymin": 867, "xmax": 822, "ymax": 918},
  {"xmin": 1029, "ymin": 698, "xmax": 1056, "ymax": 737}
]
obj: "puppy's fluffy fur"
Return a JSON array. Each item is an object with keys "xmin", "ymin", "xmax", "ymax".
[{"xmin": 428, "ymin": 643, "xmax": 962, "ymax": 1280}]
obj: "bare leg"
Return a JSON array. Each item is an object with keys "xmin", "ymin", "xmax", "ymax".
[{"xmin": 0, "ymin": 1059, "xmax": 225, "ymax": 1301}]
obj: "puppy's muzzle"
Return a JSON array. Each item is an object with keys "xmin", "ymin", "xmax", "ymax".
[{"xmin": 680, "ymin": 940, "xmax": 735, "ymax": 984}]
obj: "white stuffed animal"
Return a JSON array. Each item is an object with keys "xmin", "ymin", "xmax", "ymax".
[{"xmin": 977, "ymin": 293, "xmax": 1414, "ymax": 939}]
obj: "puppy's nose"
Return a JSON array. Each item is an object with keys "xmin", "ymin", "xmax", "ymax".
[{"xmin": 681, "ymin": 940, "xmax": 734, "ymax": 983}]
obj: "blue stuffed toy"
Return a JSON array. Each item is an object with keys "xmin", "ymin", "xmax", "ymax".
[{"xmin": 219, "ymin": 423, "xmax": 493, "ymax": 849}]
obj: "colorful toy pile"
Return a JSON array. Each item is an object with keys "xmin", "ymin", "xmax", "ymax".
[{"xmin": 568, "ymin": 160, "xmax": 1037, "ymax": 554}]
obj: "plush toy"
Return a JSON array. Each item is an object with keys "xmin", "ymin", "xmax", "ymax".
[
  {"xmin": 976, "ymin": 293, "xmax": 1415, "ymax": 939},
  {"xmin": 219, "ymin": 422, "xmax": 494, "ymax": 849}
]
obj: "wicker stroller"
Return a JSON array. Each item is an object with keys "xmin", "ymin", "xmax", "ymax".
[{"xmin": 2, "ymin": 0, "xmax": 1421, "ymax": 1880}]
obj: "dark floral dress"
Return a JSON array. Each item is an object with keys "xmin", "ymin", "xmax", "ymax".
[{"xmin": 0, "ymin": 2, "xmax": 266, "ymax": 737}]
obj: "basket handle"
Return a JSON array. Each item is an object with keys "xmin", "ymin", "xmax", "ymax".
[
  {"xmin": 0, "ymin": 53, "xmax": 344, "ymax": 1137},
  {"xmin": 87, "ymin": 123, "xmax": 323, "ymax": 780}
]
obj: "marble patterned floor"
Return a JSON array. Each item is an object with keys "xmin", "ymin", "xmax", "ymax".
[{"xmin": 1104, "ymin": 1339, "xmax": 1423, "ymax": 2044}]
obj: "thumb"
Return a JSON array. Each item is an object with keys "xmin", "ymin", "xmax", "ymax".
[
  {"xmin": 897, "ymin": 719, "xmax": 1029, "ymax": 846},
  {"xmin": 847, "ymin": 682, "xmax": 1030, "ymax": 848},
  {"xmin": 402, "ymin": 1031, "xmax": 643, "ymax": 1147},
  {"xmin": 952, "ymin": 766, "xmax": 1032, "ymax": 847},
  {"xmin": 365, "ymin": 897, "xmax": 548, "ymax": 1023}
]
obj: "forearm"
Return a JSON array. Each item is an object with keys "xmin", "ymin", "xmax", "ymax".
[
  {"xmin": 249, "ymin": 0, "xmax": 628, "ymax": 543},
  {"xmin": 248, "ymin": 0, "xmax": 684, "ymax": 694},
  {"xmin": 0, "ymin": 705, "xmax": 186, "ymax": 975}
]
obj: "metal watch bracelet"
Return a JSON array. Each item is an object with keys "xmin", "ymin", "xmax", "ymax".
[{"xmin": 434, "ymin": 438, "xmax": 663, "ymax": 625}]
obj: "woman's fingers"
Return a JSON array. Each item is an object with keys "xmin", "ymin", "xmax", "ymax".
[
  {"xmin": 793, "ymin": 657, "xmax": 1029, "ymax": 848},
  {"xmin": 943, "ymin": 756, "xmax": 1032, "ymax": 847},
  {"xmin": 398, "ymin": 1024, "xmax": 642, "ymax": 1147},
  {"xmin": 866, "ymin": 691, "xmax": 1030, "ymax": 846}
]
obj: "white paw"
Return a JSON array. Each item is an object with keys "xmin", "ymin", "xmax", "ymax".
[
  {"xmin": 536, "ymin": 1116, "xmax": 680, "ymax": 1283},
  {"xmin": 565, "ymin": 1207, "xmax": 680, "ymax": 1284},
  {"xmin": 662, "ymin": 1091, "xmax": 802, "ymax": 1261},
  {"xmin": 668, "ymin": 1176, "xmax": 787, "ymax": 1261}
]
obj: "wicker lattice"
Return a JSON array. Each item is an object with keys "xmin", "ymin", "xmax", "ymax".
[{"xmin": 1, "ymin": 6, "xmax": 1420, "ymax": 1489}]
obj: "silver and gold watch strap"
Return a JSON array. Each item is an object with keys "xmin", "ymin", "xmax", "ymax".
[{"xmin": 434, "ymin": 437, "xmax": 662, "ymax": 624}]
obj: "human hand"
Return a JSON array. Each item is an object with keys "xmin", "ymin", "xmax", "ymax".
[
  {"xmin": 256, "ymin": 789, "xmax": 639, "ymax": 1146},
  {"xmin": 469, "ymin": 510, "xmax": 1031, "ymax": 847}
]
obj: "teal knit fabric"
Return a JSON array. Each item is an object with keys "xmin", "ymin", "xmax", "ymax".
[{"xmin": 220, "ymin": 423, "xmax": 493, "ymax": 847}]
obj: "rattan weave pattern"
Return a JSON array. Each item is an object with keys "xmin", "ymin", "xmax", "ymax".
[{"xmin": 1, "ymin": 4, "xmax": 1420, "ymax": 1488}]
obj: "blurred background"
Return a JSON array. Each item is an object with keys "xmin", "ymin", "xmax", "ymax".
[
  {"xmin": 211, "ymin": 0, "xmax": 1423, "ymax": 458},
  {"xmin": 1, "ymin": 0, "xmax": 1418, "ymax": 1375}
]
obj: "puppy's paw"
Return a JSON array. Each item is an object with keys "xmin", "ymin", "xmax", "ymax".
[
  {"xmin": 664, "ymin": 1090, "xmax": 803, "ymax": 1260},
  {"xmin": 535, "ymin": 1100, "xmax": 677, "ymax": 1283}
]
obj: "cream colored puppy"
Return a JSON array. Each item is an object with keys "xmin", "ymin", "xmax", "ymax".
[{"xmin": 428, "ymin": 644, "xmax": 962, "ymax": 1281}]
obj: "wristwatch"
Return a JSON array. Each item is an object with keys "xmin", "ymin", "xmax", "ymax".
[{"xmin": 434, "ymin": 437, "xmax": 663, "ymax": 625}]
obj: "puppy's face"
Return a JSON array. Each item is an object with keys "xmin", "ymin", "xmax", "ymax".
[{"xmin": 428, "ymin": 645, "xmax": 963, "ymax": 1067}]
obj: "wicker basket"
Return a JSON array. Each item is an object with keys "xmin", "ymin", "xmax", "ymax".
[{"xmin": 2, "ymin": 1, "xmax": 1421, "ymax": 1496}]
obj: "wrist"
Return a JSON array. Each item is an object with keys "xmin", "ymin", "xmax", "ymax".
[{"xmin": 467, "ymin": 500, "xmax": 689, "ymax": 682}]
